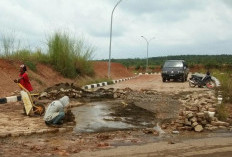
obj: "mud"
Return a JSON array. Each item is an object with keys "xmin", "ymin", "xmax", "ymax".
[
  {"xmin": 63, "ymin": 109, "xmax": 75, "ymax": 124},
  {"xmin": 125, "ymin": 90, "xmax": 181, "ymax": 123},
  {"xmin": 109, "ymin": 102, "xmax": 156, "ymax": 127}
]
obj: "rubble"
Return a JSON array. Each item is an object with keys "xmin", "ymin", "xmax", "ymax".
[
  {"xmin": 29, "ymin": 83, "xmax": 232, "ymax": 134},
  {"xmin": 170, "ymin": 91, "xmax": 231, "ymax": 132},
  {"xmin": 143, "ymin": 128, "xmax": 159, "ymax": 136},
  {"xmin": 39, "ymin": 83, "xmax": 116, "ymax": 100}
]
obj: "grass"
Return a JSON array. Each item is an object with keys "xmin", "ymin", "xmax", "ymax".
[
  {"xmin": 210, "ymin": 68, "xmax": 232, "ymax": 121},
  {"xmin": 47, "ymin": 31, "xmax": 95, "ymax": 78},
  {"xmin": 211, "ymin": 69, "xmax": 232, "ymax": 103},
  {"xmin": 47, "ymin": 32, "xmax": 77, "ymax": 78},
  {"xmin": 216, "ymin": 103, "xmax": 228, "ymax": 121}
]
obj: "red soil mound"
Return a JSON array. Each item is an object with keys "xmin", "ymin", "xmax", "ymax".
[
  {"xmin": 0, "ymin": 60, "xmax": 133, "ymax": 97},
  {"xmin": 93, "ymin": 61, "xmax": 134, "ymax": 79},
  {"xmin": 0, "ymin": 59, "xmax": 71, "ymax": 97}
]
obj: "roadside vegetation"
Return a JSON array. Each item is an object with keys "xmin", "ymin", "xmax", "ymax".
[
  {"xmin": 109, "ymin": 55, "xmax": 232, "ymax": 68},
  {"xmin": 0, "ymin": 31, "xmax": 95, "ymax": 78},
  {"xmin": 212, "ymin": 68, "xmax": 232, "ymax": 103}
]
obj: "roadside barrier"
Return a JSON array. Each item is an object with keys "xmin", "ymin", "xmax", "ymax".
[
  {"xmin": 82, "ymin": 76, "xmax": 139, "ymax": 90},
  {"xmin": 135, "ymin": 72, "xmax": 161, "ymax": 75},
  {"xmin": 0, "ymin": 95, "xmax": 21, "ymax": 104}
]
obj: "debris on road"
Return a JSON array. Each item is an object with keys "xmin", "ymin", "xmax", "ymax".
[{"xmin": 170, "ymin": 91, "xmax": 231, "ymax": 132}]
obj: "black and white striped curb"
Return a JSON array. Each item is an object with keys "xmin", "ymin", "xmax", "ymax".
[
  {"xmin": 135, "ymin": 72, "xmax": 195, "ymax": 75},
  {"xmin": 0, "ymin": 95, "xmax": 21, "ymax": 104},
  {"xmin": 82, "ymin": 76, "xmax": 138, "ymax": 90},
  {"xmin": 135, "ymin": 72, "xmax": 161, "ymax": 75}
]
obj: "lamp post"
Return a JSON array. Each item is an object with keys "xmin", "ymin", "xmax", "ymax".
[
  {"xmin": 141, "ymin": 36, "xmax": 155, "ymax": 73},
  {"xmin": 108, "ymin": 0, "xmax": 122, "ymax": 78}
]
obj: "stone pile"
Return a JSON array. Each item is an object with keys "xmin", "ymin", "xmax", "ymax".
[
  {"xmin": 39, "ymin": 83, "xmax": 133, "ymax": 100},
  {"xmin": 171, "ymin": 91, "xmax": 230, "ymax": 132},
  {"xmin": 39, "ymin": 83, "xmax": 84, "ymax": 100},
  {"xmin": 113, "ymin": 88, "xmax": 133, "ymax": 99}
]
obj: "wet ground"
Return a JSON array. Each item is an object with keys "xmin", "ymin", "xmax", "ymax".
[
  {"xmin": 72, "ymin": 100, "xmax": 156, "ymax": 133},
  {"xmin": 72, "ymin": 101, "xmax": 136, "ymax": 133}
]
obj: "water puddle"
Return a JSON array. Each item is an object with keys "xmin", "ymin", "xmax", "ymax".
[{"xmin": 72, "ymin": 101, "xmax": 137, "ymax": 133}]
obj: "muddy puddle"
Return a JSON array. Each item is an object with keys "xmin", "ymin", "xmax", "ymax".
[{"xmin": 72, "ymin": 100, "xmax": 156, "ymax": 133}]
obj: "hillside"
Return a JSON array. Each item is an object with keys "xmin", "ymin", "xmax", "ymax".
[
  {"xmin": 93, "ymin": 61, "xmax": 133, "ymax": 79},
  {"xmin": 0, "ymin": 59, "xmax": 133, "ymax": 97}
]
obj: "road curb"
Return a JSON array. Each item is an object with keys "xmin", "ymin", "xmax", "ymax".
[
  {"xmin": 0, "ymin": 95, "xmax": 21, "ymax": 104},
  {"xmin": 135, "ymin": 72, "xmax": 161, "ymax": 75},
  {"xmin": 82, "ymin": 76, "xmax": 139, "ymax": 90}
]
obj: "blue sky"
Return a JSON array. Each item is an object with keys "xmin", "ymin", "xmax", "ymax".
[{"xmin": 0, "ymin": 0, "xmax": 232, "ymax": 59}]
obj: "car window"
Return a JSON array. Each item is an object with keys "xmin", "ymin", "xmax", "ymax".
[{"xmin": 163, "ymin": 61, "xmax": 183, "ymax": 68}]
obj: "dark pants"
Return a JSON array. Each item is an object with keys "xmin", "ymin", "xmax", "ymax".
[{"xmin": 46, "ymin": 112, "xmax": 65, "ymax": 125}]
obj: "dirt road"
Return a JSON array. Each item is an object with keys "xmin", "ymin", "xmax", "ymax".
[
  {"xmin": 75, "ymin": 135, "xmax": 232, "ymax": 157},
  {"xmin": 0, "ymin": 74, "xmax": 232, "ymax": 157},
  {"xmin": 105, "ymin": 74, "xmax": 205, "ymax": 93}
]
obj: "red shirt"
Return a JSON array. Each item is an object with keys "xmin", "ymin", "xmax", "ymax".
[{"xmin": 19, "ymin": 73, "xmax": 33, "ymax": 92}]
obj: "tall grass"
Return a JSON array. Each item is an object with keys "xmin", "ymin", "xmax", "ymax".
[
  {"xmin": 47, "ymin": 31, "xmax": 95, "ymax": 78},
  {"xmin": 47, "ymin": 32, "xmax": 77, "ymax": 78},
  {"xmin": 0, "ymin": 32, "xmax": 18, "ymax": 59},
  {"xmin": 212, "ymin": 69, "xmax": 232, "ymax": 103}
]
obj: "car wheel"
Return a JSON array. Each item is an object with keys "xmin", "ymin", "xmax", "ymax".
[
  {"xmin": 162, "ymin": 78, "xmax": 166, "ymax": 82},
  {"xmin": 181, "ymin": 76, "xmax": 185, "ymax": 82}
]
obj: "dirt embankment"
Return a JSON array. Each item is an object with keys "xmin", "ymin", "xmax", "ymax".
[
  {"xmin": 93, "ymin": 61, "xmax": 133, "ymax": 79},
  {"xmin": 0, "ymin": 60, "xmax": 133, "ymax": 97},
  {"xmin": 0, "ymin": 59, "xmax": 72, "ymax": 97}
]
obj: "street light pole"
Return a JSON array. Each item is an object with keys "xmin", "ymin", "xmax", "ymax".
[
  {"xmin": 141, "ymin": 36, "xmax": 155, "ymax": 73},
  {"xmin": 108, "ymin": 0, "xmax": 122, "ymax": 78}
]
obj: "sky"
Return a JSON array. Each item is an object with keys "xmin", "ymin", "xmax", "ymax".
[{"xmin": 0, "ymin": 0, "xmax": 232, "ymax": 59}]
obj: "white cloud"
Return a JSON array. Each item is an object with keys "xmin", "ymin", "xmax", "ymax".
[{"xmin": 0, "ymin": 0, "xmax": 232, "ymax": 59}]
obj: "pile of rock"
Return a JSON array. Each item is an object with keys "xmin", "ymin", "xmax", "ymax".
[
  {"xmin": 113, "ymin": 88, "xmax": 133, "ymax": 99},
  {"xmin": 39, "ymin": 83, "xmax": 133, "ymax": 100},
  {"xmin": 39, "ymin": 83, "xmax": 84, "ymax": 100},
  {"xmin": 171, "ymin": 91, "xmax": 230, "ymax": 132}
]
